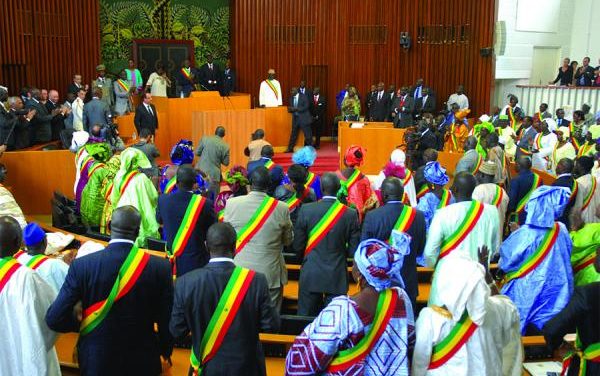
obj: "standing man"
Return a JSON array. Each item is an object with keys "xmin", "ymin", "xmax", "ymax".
[
  {"xmin": 175, "ymin": 59, "xmax": 197, "ymax": 98},
  {"xmin": 535, "ymin": 103, "xmax": 551, "ymax": 124},
  {"xmin": 134, "ymin": 92, "xmax": 159, "ymax": 136},
  {"xmin": 195, "ymin": 126, "xmax": 230, "ymax": 198},
  {"xmin": 370, "ymin": 82, "xmax": 390, "ymax": 122},
  {"xmin": 575, "ymin": 57, "xmax": 595, "ymax": 87},
  {"xmin": 574, "ymin": 156, "xmax": 600, "ymax": 224},
  {"xmin": 455, "ymin": 136, "xmax": 482, "ymax": 174},
  {"xmin": 0, "ymin": 216, "xmax": 61, "ymax": 376},
  {"xmin": 556, "ymin": 108, "xmax": 571, "ymax": 129},
  {"xmin": 298, "ymin": 80, "xmax": 310, "ymax": 97},
  {"xmin": 309, "ymin": 87, "xmax": 326, "ymax": 149},
  {"xmin": 46, "ymin": 89, "xmax": 69, "ymax": 141},
  {"xmin": 83, "ymin": 88, "xmax": 112, "ymax": 132},
  {"xmin": 224, "ymin": 167, "xmax": 293, "ymax": 310},
  {"xmin": 245, "ymin": 129, "xmax": 271, "ymax": 162},
  {"xmin": 247, "ymin": 145, "xmax": 284, "ymax": 196},
  {"xmin": 70, "ymin": 88, "xmax": 86, "ymax": 131},
  {"xmin": 158, "ymin": 165, "xmax": 216, "ymax": 278},
  {"xmin": 508, "ymin": 156, "xmax": 543, "ymax": 225},
  {"xmin": 198, "ymin": 54, "xmax": 221, "ymax": 92},
  {"xmin": 414, "ymin": 86, "xmax": 436, "ymax": 118},
  {"xmin": 259, "ymin": 68, "xmax": 282, "ymax": 107},
  {"xmin": 46, "ymin": 206, "xmax": 173, "ymax": 376},
  {"xmin": 391, "ymin": 87, "xmax": 415, "ymax": 128},
  {"xmin": 293, "ymin": 173, "xmax": 360, "ymax": 315},
  {"xmin": 91, "ymin": 64, "xmax": 114, "ymax": 110},
  {"xmin": 285, "ymin": 87, "xmax": 313, "ymax": 153},
  {"xmin": 68, "ymin": 73, "xmax": 87, "ymax": 95},
  {"xmin": 361, "ymin": 177, "xmax": 426, "ymax": 308},
  {"xmin": 125, "ymin": 59, "xmax": 143, "ymax": 94},
  {"xmin": 26, "ymin": 87, "xmax": 59, "ymax": 144},
  {"xmin": 114, "ymin": 70, "xmax": 133, "ymax": 116},
  {"xmin": 446, "ymin": 84, "xmax": 469, "ymax": 110},
  {"xmin": 221, "ymin": 59, "xmax": 236, "ymax": 96},
  {"xmin": 472, "ymin": 162, "xmax": 510, "ymax": 247},
  {"xmin": 170, "ymin": 222, "xmax": 280, "ymax": 376},
  {"xmin": 552, "ymin": 158, "xmax": 578, "ymax": 228},
  {"xmin": 515, "ymin": 116, "xmax": 538, "ymax": 159}
]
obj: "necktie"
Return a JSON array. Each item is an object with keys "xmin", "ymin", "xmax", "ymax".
[
  {"xmin": 294, "ymin": 96, "xmax": 298, "ymax": 107},
  {"xmin": 378, "ymin": 92, "xmax": 382, "ymax": 101},
  {"xmin": 314, "ymin": 96, "xmax": 318, "ymax": 105},
  {"xmin": 147, "ymin": 105, "xmax": 153, "ymax": 116}
]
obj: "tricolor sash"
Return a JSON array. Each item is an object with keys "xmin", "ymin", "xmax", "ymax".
[
  {"xmin": 471, "ymin": 154, "xmax": 483, "ymax": 174},
  {"xmin": 217, "ymin": 210, "xmax": 225, "ymax": 222},
  {"xmin": 490, "ymin": 185, "xmax": 504, "ymax": 208},
  {"xmin": 163, "ymin": 176, "xmax": 177, "ymax": 194},
  {"xmin": 80, "ymin": 246, "xmax": 150, "ymax": 336},
  {"xmin": 508, "ymin": 107, "xmax": 516, "ymax": 130},
  {"xmin": 118, "ymin": 171, "xmax": 139, "ymax": 196},
  {"xmin": 573, "ymin": 252, "xmax": 596, "ymax": 275},
  {"xmin": 327, "ymin": 289, "xmax": 398, "ymax": 372},
  {"xmin": 569, "ymin": 180, "xmax": 579, "ymax": 204},
  {"xmin": 581, "ymin": 177, "xmax": 597, "ymax": 212},
  {"xmin": 181, "ymin": 67, "xmax": 193, "ymax": 82},
  {"xmin": 81, "ymin": 157, "xmax": 95, "ymax": 175},
  {"xmin": 306, "ymin": 172, "xmax": 317, "ymax": 189},
  {"xmin": 428, "ymin": 310, "xmax": 478, "ymax": 369},
  {"xmin": 518, "ymin": 146, "xmax": 532, "ymax": 156},
  {"xmin": 439, "ymin": 201, "xmax": 484, "ymax": 260},
  {"xmin": 0, "ymin": 257, "xmax": 21, "ymax": 294},
  {"xmin": 417, "ymin": 185, "xmax": 430, "ymax": 200},
  {"xmin": 536, "ymin": 112, "xmax": 543, "ymax": 123},
  {"xmin": 572, "ymin": 136, "xmax": 582, "ymax": 153},
  {"xmin": 235, "ymin": 197, "xmax": 279, "ymax": 254},
  {"xmin": 168, "ymin": 196, "xmax": 207, "ymax": 275},
  {"xmin": 13, "ymin": 250, "xmax": 25, "ymax": 259},
  {"xmin": 190, "ymin": 266, "xmax": 255, "ymax": 375},
  {"xmin": 116, "ymin": 79, "xmax": 130, "ymax": 92},
  {"xmin": 87, "ymin": 163, "xmax": 104, "ymax": 178},
  {"xmin": 388, "ymin": 205, "xmax": 416, "ymax": 243},
  {"xmin": 305, "ymin": 201, "xmax": 348, "ymax": 256},
  {"xmin": 25, "ymin": 254, "xmax": 50, "ymax": 270},
  {"xmin": 561, "ymin": 335, "xmax": 600, "ymax": 376},
  {"xmin": 534, "ymin": 133, "xmax": 545, "ymax": 159},
  {"xmin": 401, "ymin": 170, "xmax": 413, "ymax": 187},
  {"xmin": 264, "ymin": 159, "xmax": 275, "ymax": 171},
  {"xmin": 343, "ymin": 169, "xmax": 361, "ymax": 192},
  {"xmin": 104, "ymin": 182, "xmax": 114, "ymax": 200},
  {"xmin": 515, "ymin": 173, "xmax": 542, "ymax": 215},
  {"xmin": 503, "ymin": 222, "xmax": 560, "ymax": 284},
  {"xmin": 577, "ymin": 142, "xmax": 595, "ymax": 158},
  {"xmin": 437, "ymin": 189, "xmax": 452, "ymax": 209},
  {"xmin": 265, "ymin": 79, "xmax": 279, "ymax": 99},
  {"xmin": 285, "ymin": 189, "xmax": 309, "ymax": 212}
]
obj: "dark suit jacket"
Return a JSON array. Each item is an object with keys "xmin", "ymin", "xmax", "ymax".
[
  {"xmin": 46, "ymin": 100, "xmax": 65, "ymax": 140},
  {"xmin": 25, "ymin": 98, "xmax": 53, "ymax": 143},
  {"xmin": 575, "ymin": 66, "xmax": 596, "ymax": 86},
  {"xmin": 293, "ymin": 198, "xmax": 360, "ymax": 294},
  {"xmin": 68, "ymin": 83, "xmax": 84, "ymax": 95},
  {"xmin": 552, "ymin": 174, "xmax": 576, "ymax": 228},
  {"xmin": 134, "ymin": 103, "xmax": 159, "ymax": 133},
  {"xmin": 417, "ymin": 128, "xmax": 438, "ymax": 155},
  {"xmin": 0, "ymin": 106, "xmax": 26, "ymax": 150},
  {"xmin": 198, "ymin": 63, "xmax": 221, "ymax": 91},
  {"xmin": 409, "ymin": 85, "xmax": 433, "ymax": 99},
  {"xmin": 46, "ymin": 241, "xmax": 173, "ymax": 376},
  {"xmin": 157, "ymin": 191, "xmax": 216, "ymax": 277},
  {"xmin": 83, "ymin": 98, "xmax": 111, "ymax": 131},
  {"xmin": 247, "ymin": 157, "xmax": 284, "ymax": 196},
  {"xmin": 222, "ymin": 68, "xmax": 236, "ymax": 96},
  {"xmin": 175, "ymin": 67, "xmax": 198, "ymax": 94},
  {"xmin": 508, "ymin": 170, "xmax": 538, "ymax": 224},
  {"xmin": 415, "ymin": 94, "xmax": 436, "ymax": 115},
  {"xmin": 365, "ymin": 91, "xmax": 377, "ymax": 119},
  {"xmin": 289, "ymin": 94, "xmax": 312, "ymax": 127},
  {"xmin": 309, "ymin": 94, "xmax": 326, "ymax": 119},
  {"xmin": 392, "ymin": 95, "xmax": 415, "ymax": 128},
  {"xmin": 170, "ymin": 261, "xmax": 280, "ymax": 376},
  {"xmin": 556, "ymin": 118, "xmax": 571, "ymax": 129},
  {"xmin": 369, "ymin": 91, "xmax": 391, "ymax": 121},
  {"xmin": 361, "ymin": 203, "xmax": 426, "ymax": 307}
]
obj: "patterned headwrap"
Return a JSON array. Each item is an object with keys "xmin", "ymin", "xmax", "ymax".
[
  {"xmin": 525, "ymin": 186, "xmax": 571, "ymax": 228},
  {"xmin": 292, "ymin": 146, "xmax": 317, "ymax": 167},
  {"xmin": 423, "ymin": 161, "xmax": 449, "ymax": 186},
  {"xmin": 225, "ymin": 165, "xmax": 250, "ymax": 193},
  {"xmin": 169, "ymin": 139, "xmax": 195, "ymax": 165},
  {"xmin": 85, "ymin": 142, "xmax": 112, "ymax": 163},
  {"xmin": 344, "ymin": 145, "xmax": 366, "ymax": 167},
  {"xmin": 354, "ymin": 232, "xmax": 411, "ymax": 291}
]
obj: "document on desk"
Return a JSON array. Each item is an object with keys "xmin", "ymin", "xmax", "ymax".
[{"xmin": 523, "ymin": 361, "xmax": 562, "ymax": 376}]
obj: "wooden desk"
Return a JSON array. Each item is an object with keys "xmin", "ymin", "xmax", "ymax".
[{"xmin": 263, "ymin": 106, "xmax": 300, "ymax": 152}]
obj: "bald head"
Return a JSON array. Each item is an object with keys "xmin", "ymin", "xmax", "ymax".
[
  {"xmin": 0, "ymin": 216, "xmax": 22, "ymax": 258},
  {"xmin": 215, "ymin": 126, "xmax": 226, "ymax": 138},
  {"xmin": 451, "ymin": 172, "xmax": 477, "ymax": 201},
  {"xmin": 516, "ymin": 156, "xmax": 532, "ymax": 172},
  {"xmin": 321, "ymin": 172, "xmax": 341, "ymax": 197},
  {"xmin": 110, "ymin": 206, "xmax": 141, "ymax": 241},
  {"xmin": 464, "ymin": 136, "xmax": 478, "ymax": 151},
  {"xmin": 381, "ymin": 177, "xmax": 404, "ymax": 203}
]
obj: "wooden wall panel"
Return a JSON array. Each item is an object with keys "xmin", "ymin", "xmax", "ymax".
[
  {"xmin": 0, "ymin": 0, "xmax": 100, "ymax": 99},
  {"xmin": 231, "ymin": 0, "xmax": 496, "ymax": 132}
]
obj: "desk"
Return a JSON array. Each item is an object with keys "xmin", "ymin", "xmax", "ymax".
[{"xmin": 263, "ymin": 106, "xmax": 300, "ymax": 152}]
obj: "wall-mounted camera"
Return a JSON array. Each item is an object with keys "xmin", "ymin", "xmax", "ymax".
[{"xmin": 400, "ymin": 32, "xmax": 411, "ymax": 50}]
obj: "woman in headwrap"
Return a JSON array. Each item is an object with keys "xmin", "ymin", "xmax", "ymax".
[
  {"xmin": 413, "ymin": 256, "xmax": 522, "ymax": 375},
  {"xmin": 73, "ymin": 135, "xmax": 112, "ymax": 212},
  {"xmin": 532, "ymin": 118, "xmax": 558, "ymax": 173},
  {"xmin": 444, "ymin": 109, "xmax": 470, "ymax": 153},
  {"xmin": 486, "ymin": 132, "xmax": 509, "ymax": 186},
  {"xmin": 159, "ymin": 139, "xmax": 195, "ymax": 194},
  {"xmin": 285, "ymin": 234, "xmax": 415, "ymax": 375},
  {"xmin": 416, "ymin": 161, "xmax": 455, "ymax": 230},
  {"xmin": 274, "ymin": 164, "xmax": 317, "ymax": 224},
  {"xmin": 337, "ymin": 145, "xmax": 378, "ymax": 221},
  {"xmin": 473, "ymin": 120, "xmax": 494, "ymax": 158},
  {"xmin": 568, "ymin": 210, "xmax": 600, "ymax": 286},
  {"xmin": 340, "ymin": 86, "xmax": 360, "ymax": 121},
  {"xmin": 550, "ymin": 126, "xmax": 576, "ymax": 175},
  {"xmin": 110, "ymin": 148, "xmax": 160, "ymax": 247},
  {"xmin": 292, "ymin": 146, "xmax": 321, "ymax": 199},
  {"xmin": 213, "ymin": 165, "xmax": 249, "ymax": 217},
  {"xmin": 99, "ymin": 155, "xmax": 121, "ymax": 234},
  {"xmin": 80, "ymin": 154, "xmax": 119, "ymax": 229},
  {"xmin": 372, "ymin": 148, "xmax": 417, "ymax": 206}
]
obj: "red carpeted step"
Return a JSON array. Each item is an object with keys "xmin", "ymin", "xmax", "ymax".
[{"xmin": 272, "ymin": 142, "xmax": 339, "ymax": 174}]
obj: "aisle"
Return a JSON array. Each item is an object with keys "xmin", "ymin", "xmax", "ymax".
[{"xmin": 272, "ymin": 142, "xmax": 339, "ymax": 174}]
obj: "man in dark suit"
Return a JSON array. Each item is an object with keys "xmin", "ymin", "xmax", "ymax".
[
  {"xmin": 293, "ymin": 173, "xmax": 360, "ymax": 315},
  {"xmin": 157, "ymin": 165, "xmax": 216, "ymax": 277},
  {"xmin": 1, "ymin": 90, "xmax": 32, "ymax": 150},
  {"xmin": 247, "ymin": 145, "xmax": 284, "ymax": 196},
  {"xmin": 198, "ymin": 54, "xmax": 221, "ymax": 92},
  {"xmin": 575, "ymin": 57, "xmax": 596, "ymax": 87},
  {"xmin": 555, "ymin": 108, "xmax": 571, "ymax": 129},
  {"xmin": 46, "ymin": 206, "xmax": 173, "ymax": 376},
  {"xmin": 46, "ymin": 89, "xmax": 69, "ymax": 141},
  {"xmin": 175, "ymin": 59, "xmax": 198, "ymax": 98},
  {"xmin": 67, "ymin": 74, "xmax": 87, "ymax": 95},
  {"xmin": 221, "ymin": 59, "xmax": 236, "ymax": 96},
  {"xmin": 83, "ymin": 88, "xmax": 111, "ymax": 132},
  {"xmin": 25, "ymin": 87, "xmax": 58, "ymax": 145},
  {"xmin": 170, "ymin": 222, "xmax": 280, "ymax": 376},
  {"xmin": 552, "ymin": 158, "xmax": 576, "ymax": 228},
  {"xmin": 298, "ymin": 80, "xmax": 311, "ymax": 97},
  {"xmin": 508, "ymin": 156, "xmax": 539, "ymax": 225},
  {"xmin": 361, "ymin": 177, "xmax": 426, "ymax": 308},
  {"xmin": 309, "ymin": 86, "xmax": 326, "ymax": 149},
  {"xmin": 369, "ymin": 82, "xmax": 390, "ymax": 122},
  {"xmin": 285, "ymin": 87, "xmax": 313, "ymax": 152},
  {"xmin": 415, "ymin": 87, "xmax": 436, "ymax": 117},
  {"xmin": 134, "ymin": 92, "xmax": 159, "ymax": 136},
  {"xmin": 391, "ymin": 87, "xmax": 415, "ymax": 128}
]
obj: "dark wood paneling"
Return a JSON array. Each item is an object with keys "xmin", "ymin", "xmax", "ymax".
[
  {"xmin": 231, "ymin": 0, "xmax": 495, "ymax": 132},
  {"xmin": 0, "ymin": 0, "xmax": 100, "ymax": 98}
]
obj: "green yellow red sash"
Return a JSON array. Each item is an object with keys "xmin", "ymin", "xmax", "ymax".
[
  {"xmin": 306, "ymin": 172, "xmax": 317, "ymax": 189},
  {"xmin": 80, "ymin": 246, "xmax": 150, "ymax": 336},
  {"xmin": 235, "ymin": 197, "xmax": 279, "ymax": 254},
  {"xmin": 190, "ymin": 266, "xmax": 255, "ymax": 375},
  {"xmin": 343, "ymin": 169, "xmax": 361, "ymax": 192},
  {"xmin": 572, "ymin": 137, "xmax": 582, "ymax": 153},
  {"xmin": 265, "ymin": 79, "xmax": 279, "ymax": 99},
  {"xmin": 577, "ymin": 142, "xmax": 594, "ymax": 158},
  {"xmin": 0, "ymin": 257, "xmax": 21, "ymax": 294},
  {"xmin": 118, "ymin": 171, "xmax": 139, "ymax": 196},
  {"xmin": 428, "ymin": 310, "xmax": 478, "ymax": 369},
  {"xmin": 573, "ymin": 252, "xmax": 596, "ymax": 275},
  {"xmin": 12, "ymin": 250, "xmax": 25, "ymax": 259},
  {"xmin": 534, "ymin": 133, "xmax": 545, "ymax": 155},
  {"xmin": 536, "ymin": 112, "xmax": 543, "ymax": 124},
  {"xmin": 163, "ymin": 176, "xmax": 177, "ymax": 194},
  {"xmin": 116, "ymin": 79, "xmax": 130, "ymax": 92},
  {"xmin": 87, "ymin": 163, "xmax": 104, "ymax": 178},
  {"xmin": 508, "ymin": 107, "xmax": 516, "ymax": 130},
  {"xmin": 305, "ymin": 201, "xmax": 348, "ymax": 256},
  {"xmin": 450, "ymin": 124, "xmax": 458, "ymax": 151},
  {"xmin": 503, "ymin": 222, "xmax": 560, "ymax": 284},
  {"xmin": 388, "ymin": 205, "xmax": 416, "ymax": 243},
  {"xmin": 25, "ymin": 254, "xmax": 50, "ymax": 270},
  {"xmin": 327, "ymin": 289, "xmax": 398, "ymax": 372},
  {"xmin": 181, "ymin": 67, "xmax": 193, "ymax": 82},
  {"xmin": 81, "ymin": 157, "xmax": 95, "ymax": 175},
  {"xmin": 264, "ymin": 159, "xmax": 275, "ymax": 171},
  {"xmin": 490, "ymin": 185, "xmax": 504, "ymax": 208},
  {"xmin": 439, "ymin": 201, "xmax": 484, "ymax": 260},
  {"xmin": 285, "ymin": 189, "xmax": 309, "ymax": 212},
  {"xmin": 437, "ymin": 189, "xmax": 452, "ymax": 209},
  {"xmin": 471, "ymin": 154, "xmax": 483, "ymax": 174},
  {"xmin": 217, "ymin": 210, "xmax": 224, "ymax": 222},
  {"xmin": 569, "ymin": 180, "xmax": 579, "ymax": 204},
  {"xmin": 515, "ymin": 173, "xmax": 542, "ymax": 215},
  {"xmin": 561, "ymin": 335, "xmax": 600, "ymax": 376},
  {"xmin": 417, "ymin": 185, "xmax": 430, "ymax": 200},
  {"xmin": 104, "ymin": 182, "xmax": 114, "ymax": 200},
  {"xmin": 169, "ymin": 195, "xmax": 207, "ymax": 268},
  {"xmin": 581, "ymin": 177, "xmax": 597, "ymax": 211},
  {"xmin": 401, "ymin": 170, "xmax": 413, "ymax": 187},
  {"xmin": 519, "ymin": 146, "xmax": 532, "ymax": 156}
]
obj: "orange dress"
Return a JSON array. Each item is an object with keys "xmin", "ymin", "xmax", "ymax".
[
  {"xmin": 336, "ymin": 169, "xmax": 378, "ymax": 222},
  {"xmin": 445, "ymin": 122, "xmax": 468, "ymax": 153}
]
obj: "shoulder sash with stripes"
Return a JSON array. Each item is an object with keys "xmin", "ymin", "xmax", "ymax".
[
  {"xmin": 569, "ymin": 180, "xmax": 579, "ymax": 204},
  {"xmin": 0, "ymin": 257, "xmax": 21, "ymax": 294},
  {"xmin": 305, "ymin": 201, "xmax": 348, "ymax": 257},
  {"xmin": 388, "ymin": 205, "xmax": 416, "ymax": 243},
  {"xmin": 13, "ymin": 250, "xmax": 26, "ymax": 259},
  {"xmin": 581, "ymin": 177, "xmax": 597, "ymax": 211},
  {"xmin": 306, "ymin": 172, "xmax": 318, "ymax": 189},
  {"xmin": 490, "ymin": 185, "xmax": 504, "ymax": 208},
  {"xmin": 116, "ymin": 79, "xmax": 130, "ymax": 92},
  {"xmin": 25, "ymin": 254, "xmax": 51, "ymax": 270},
  {"xmin": 343, "ymin": 169, "xmax": 361, "ymax": 192},
  {"xmin": 265, "ymin": 79, "xmax": 279, "ymax": 99},
  {"xmin": 285, "ymin": 189, "xmax": 309, "ymax": 212},
  {"xmin": 508, "ymin": 107, "xmax": 516, "ymax": 129},
  {"xmin": 80, "ymin": 246, "xmax": 150, "ymax": 336},
  {"xmin": 561, "ymin": 334, "xmax": 600, "ymax": 376},
  {"xmin": 327, "ymin": 289, "xmax": 398, "ymax": 372},
  {"xmin": 471, "ymin": 154, "xmax": 483, "ymax": 174},
  {"xmin": 104, "ymin": 182, "xmax": 114, "ymax": 200},
  {"xmin": 577, "ymin": 142, "xmax": 595, "ymax": 158},
  {"xmin": 169, "ymin": 195, "xmax": 207, "ymax": 262},
  {"xmin": 163, "ymin": 176, "xmax": 177, "ymax": 194},
  {"xmin": 573, "ymin": 252, "xmax": 596, "ymax": 275},
  {"xmin": 504, "ymin": 222, "xmax": 560, "ymax": 284},
  {"xmin": 417, "ymin": 185, "xmax": 430, "ymax": 200},
  {"xmin": 428, "ymin": 310, "xmax": 478, "ymax": 369},
  {"xmin": 437, "ymin": 189, "xmax": 452, "ymax": 209},
  {"xmin": 235, "ymin": 197, "xmax": 279, "ymax": 254},
  {"xmin": 217, "ymin": 210, "xmax": 225, "ymax": 222},
  {"xmin": 439, "ymin": 201, "xmax": 484, "ymax": 260},
  {"xmin": 571, "ymin": 136, "xmax": 582, "ymax": 152},
  {"xmin": 87, "ymin": 163, "xmax": 104, "ymax": 178},
  {"xmin": 515, "ymin": 173, "xmax": 542, "ymax": 214},
  {"xmin": 118, "ymin": 171, "xmax": 140, "ymax": 196},
  {"xmin": 181, "ymin": 67, "xmax": 192, "ymax": 81},
  {"xmin": 401, "ymin": 170, "xmax": 413, "ymax": 187},
  {"xmin": 190, "ymin": 266, "xmax": 255, "ymax": 376},
  {"xmin": 264, "ymin": 159, "xmax": 275, "ymax": 171}
]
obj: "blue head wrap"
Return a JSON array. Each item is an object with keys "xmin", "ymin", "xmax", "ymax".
[
  {"xmin": 355, "ymin": 232, "xmax": 411, "ymax": 291},
  {"xmin": 424, "ymin": 161, "xmax": 449, "ymax": 186},
  {"xmin": 23, "ymin": 223, "xmax": 46, "ymax": 246},
  {"xmin": 169, "ymin": 139, "xmax": 194, "ymax": 165},
  {"xmin": 292, "ymin": 146, "xmax": 317, "ymax": 167},
  {"xmin": 525, "ymin": 186, "xmax": 571, "ymax": 228}
]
